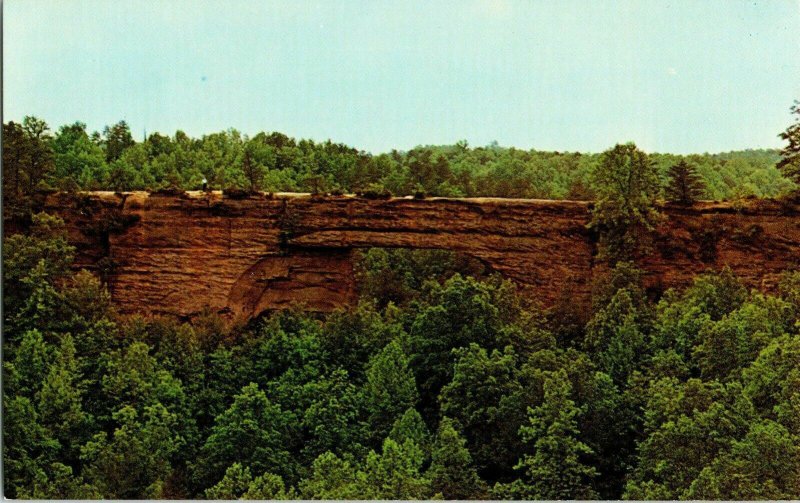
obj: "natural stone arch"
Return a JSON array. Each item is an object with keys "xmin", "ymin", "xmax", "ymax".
[{"xmin": 35, "ymin": 191, "xmax": 800, "ymax": 323}]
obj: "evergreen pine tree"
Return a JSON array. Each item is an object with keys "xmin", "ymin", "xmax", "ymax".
[{"xmin": 666, "ymin": 160, "xmax": 705, "ymax": 205}]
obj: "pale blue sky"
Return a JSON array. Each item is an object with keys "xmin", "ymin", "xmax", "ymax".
[{"xmin": 4, "ymin": 0, "xmax": 799, "ymax": 154}]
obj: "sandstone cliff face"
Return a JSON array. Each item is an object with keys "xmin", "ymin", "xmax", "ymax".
[{"xmin": 41, "ymin": 191, "xmax": 800, "ymax": 322}]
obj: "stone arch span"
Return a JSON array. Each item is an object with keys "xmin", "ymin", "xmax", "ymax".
[{"xmin": 38, "ymin": 192, "xmax": 800, "ymax": 323}]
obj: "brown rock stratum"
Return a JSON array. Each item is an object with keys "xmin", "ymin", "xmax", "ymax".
[{"xmin": 41, "ymin": 191, "xmax": 800, "ymax": 322}]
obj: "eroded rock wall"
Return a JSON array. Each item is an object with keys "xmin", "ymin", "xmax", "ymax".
[{"xmin": 40, "ymin": 191, "xmax": 800, "ymax": 322}]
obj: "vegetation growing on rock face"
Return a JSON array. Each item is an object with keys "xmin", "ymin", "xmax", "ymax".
[{"xmin": 3, "ymin": 211, "xmax": 800, "ymax": 499}]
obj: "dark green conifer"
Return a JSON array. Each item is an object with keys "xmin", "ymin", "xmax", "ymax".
[{"xmin": 666, "ymin": 160, "xmax": 705, "ymax": 205}]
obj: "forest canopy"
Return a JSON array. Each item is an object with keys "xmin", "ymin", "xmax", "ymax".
[{"xmin": 3, "ymin": 118, "xmax": 796, "ymax": 213}]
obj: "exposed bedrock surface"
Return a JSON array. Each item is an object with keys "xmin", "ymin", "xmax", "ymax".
[{"xmin": 39, "ymin": 191, "xmax": 800, "ymax": 322}]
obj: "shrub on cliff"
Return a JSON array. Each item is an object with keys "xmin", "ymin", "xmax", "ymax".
[
  {"xmin": 221, "ymin": 187, "xmax": 252, "ymax": 199},
  {"xmin": 361, "ymin": 187, "xmax": 392, "ymax": 200}
]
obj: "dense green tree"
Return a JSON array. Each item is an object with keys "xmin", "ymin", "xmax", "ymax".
[
  {"xmin": 361, "ymin": 438, "xmax": 431, "ymax": 499},
  {"xmin": 354, "ymin": 248, "xmax": 489, "ymax": 309},
  {"xmin": 80, "ymin": 404, "xmax": 182, "ymax": 498},
  {"xmin": 319, "ymin": 304, "xmax": 401, "ymax": 382},
  {"xmin": 37, "ymin": 334, "xmax": 93, "ymax": 466},
  {"xmin": 589, "ymin": 143, "xmax": 662, "ymax": 263},
  {"xmin": 388, "ymin": 408, "xmax": 431, "ymax": 456},
  {"xmin": 204, "ymin": 463, "xmax": 254, "ymax": 499},
  {"xmin": 2, "ymin": 213, "xmax": 74, "ymax": 329},
  {"xmin": 363, "ymin": 340, "xmax": 419, "ymax": 444},
  {"xmin": 778, "ymin": 100, "xmax": 800, "ymax": 182},
  {"xmin": 301, "ymin": 368, "xmax": 369, "ymax": 462},
  {"xmin": 4, "ymin": 329, "xmax": 53, "ymax": 397},
  {"xmin": 666, "ymin": 160, "xmax": 706, "ymax": 205},
  {"xmin": 625, "ymin": 378, "xmax": 755, "ymax": 499},
  {"xmin": 2, "ymin": 121, "xmax": 29, "ymax": 210},
  {"xmin": 742, "ymin": 334, "xmax": 800, "ymax": 432},
  {"xmin": 585, "ymin": 287, "xmax": 649, "ymax": 385},
  {"xmin": 298, "ymin": 452, "xmax": 365, "ymax": 499},
  {"xmin": 427, "ymin": 417, "xmax": 488, "ymax": 499},
  {"xmin": 241, "ymin": 146, "xmax": 266, "ymax": 192},
  {"xmin": 503, "ymin": 369, "xmax": 598, "ymax": 500},
  {"xmin": 100, "ymin": 341, "xmax": 186, "ymax": 415},
  {"xmin": 410, "ymin": 274, "xmax": 506, "ymax": 415},
  {"xmin": 17, "ymin": 462, "xmax": 101, "ymax": 499},
  {"xmin": 52, "ymin": 121, "xmax": 107, "ymax": 189},
  {"xmin": 439, "ymin": 344, "xmax": 526, "ymax": 478},
  {"xmin": 677, "ymin": 267, "xmax": 748, "ymax": 321},
  {"xmin": 102, "ymin": 120, "xmax": 135, "ymax": 162},
  {"xmin": 204, "ymin": 463, "xmax": 293, "ymax": 499},
  {"xmin": 20, "ymin": 116, "xmax": 56, "ymax": 193},
  {"xmin": 693, "ymin": 294, "xmax": 794, "ymax": 382},
  {"xmin": 242, "ymin": 471, "xmax": 296, "ymax": 499},
  {"xmin": 686, "ymin": 420, "xmax": 800, "ymax": 499},
  {"xmin": 195, "ymin": 382, "xmax": 299, "ymax": 486},
  {"xmin": 2, "ymin": 396, "xmax": 60, "ymax": 498},
  {"xmin": 300, "ymin": 437, "xmax": 432, "ymax": 499}
]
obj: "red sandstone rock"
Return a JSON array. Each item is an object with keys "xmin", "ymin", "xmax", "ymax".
[{"xmin": 39, "ymin": 191, "xmax": 800, "ymax": 322}]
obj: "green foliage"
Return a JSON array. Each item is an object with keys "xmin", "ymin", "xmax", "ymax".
[
  {"xmin": 354, "ymin": 248, "xmax": 488, "ymax": 308},
  {"xmin": 37, "ymin": 334, "xmax": 94, "ymax": 465},
  {"xmin": 4, "ymin": 117, "xmax": 794, "ymax": 200},
  {"xmin": 301, "ymin": 368, "xmax": 369, "ymax": 462},
  {"xmin": 195, "ymin": 382, "xmax": 299, "ymax": 485},
  {"xmin": 504, "ymin": 369, "xmax": 598, "ymax": 500},
  {"xmin": 300, "ymin": 437, "xmax": 433, "ymax": 500},
  {"xmin": 585, "ymin": 288, "xmax": 649, "ymax": 385},
  {"xmin": 363, "ymin": 341, "xmax": 419, "ymax": 444},
  {"xmin": 361, "ymin": 438, "xmax": 431, "ymax": 499},
  {"xmin": 428, "ymin": 417, "xmax": 488, "ymax": 499},
  {"xmin": 410, "ymin": 274, "xmax": 509, "ymax": 414},
  {"xmin": 589, "ymin": 143, "xmax": 662, "ymax": 263},
  {"xmin": 2, "ymin": 396, "xmax": 60, "ymax": 497},
  {"xmin": 686, "ymin": 420, "xmax": 800, "ymax": 499},
  {"xmin": 742, "ymin": 334, "xmax": 800, "ymax": 432},
  {"xmin": 3, "ymin": 213, "xmax": 74, "ymax": 330},
  {"xmin": 102, "ymin": 120, "xmax": 135, "ymax": 163},
  {"xmin": 439, "ymin": 344, "xmax": 527, "ymax": 477},
  {"xmin": 666, "ymin": 160, "xmax": 706, "ymax": 205},
  {"xmin": 625, "ymin": 378, "xmax": 756, "ymax": 499},
  {"xmin": 298, "ymin": 452, "xmax": 365, "ymax": 499},
  {"xmin": 778, "ymin": 100, "xmax": 800, "ymax": 182},
  {"xmin": 16, "ymin": 462, "xmax": 101, "ymax": 499},
  {"xmin": 53, "ymin": 121, "xmax": 107, "ymax": 189},
  {"xmin": 2, "ymin": 117, "xmax": 55, "ymax": 215},
  {"xmin": 388, "ymin": 408, "xmax": 432, "ymax": 457},
  {"xmin": 80, "ymin": 404, "xmax": 182, "ymax": 498},
  {"xmin": 204, "ymin": 463, "xmax": 294, "ymax": 499}
]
